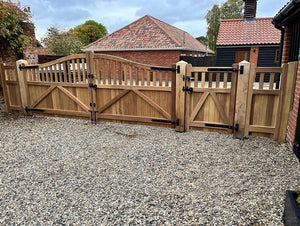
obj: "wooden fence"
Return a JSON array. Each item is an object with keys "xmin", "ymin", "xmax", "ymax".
[{"xmin": 0, "ymin": 53, "xmax": 298, "ymax": 142}]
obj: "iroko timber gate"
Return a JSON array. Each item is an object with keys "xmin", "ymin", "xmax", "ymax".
[
  {"xmin": 0, "ymin": 53, "xmax": 176, "ymax": 127},
  {"xmin": 0, "ymin": 53, "xmax": 297, "ymax": 141}
]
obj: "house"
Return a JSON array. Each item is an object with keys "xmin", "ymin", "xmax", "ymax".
[
  {"xmin": 216, "ymin": 0, "xmax": 281, "ymax": 67},
  {"xmin": 82, "ymin": 14, "xmax": 213, "ymax": 67},
  {"xmin": 272, "ymin": 0, "xmax": 300, "ymax": 159}
]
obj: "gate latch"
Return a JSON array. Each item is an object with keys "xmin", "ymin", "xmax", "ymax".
[
  {"xmin": 89, "ymin": 83, "xmax": 97, "ymax": 89},
  {"xmin": 182, "ymin": 86, "xmax": 193, "ymax": 94},
  {"xmin": 88, "ymin": 73, "xmax": 94, "ymax": 79},
  {"xmin": 183, "ymin": 75, "xmax": 191, "ymax": 81}
]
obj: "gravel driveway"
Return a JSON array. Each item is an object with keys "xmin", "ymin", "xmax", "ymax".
[{"xmin": 0, "ymin": 108, "xmax": 299, "ymax": 225}]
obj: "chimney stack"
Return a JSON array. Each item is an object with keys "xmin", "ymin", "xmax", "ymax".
[{"xmin": 243, "ymin": 0, "xmax": 257, "ymax": 21}]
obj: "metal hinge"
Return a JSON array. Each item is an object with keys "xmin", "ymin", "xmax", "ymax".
[
  {"xmin": 207, "ymin": 65, "xmax": 244, "ymax": 74},
  {"xmin": 205, "ymin": 123, "xmax": 239, "ymax": 131},
  {"xmin": 151, "ymin": 119, "xmax": 179, "ymax": 126},
  {"xmin": 19, "ymin": 65, "xmax": 39, "ymax": 71},
  {"xmin": 25, "ymin": 106, "xmax": 45, "ymax": 112}
]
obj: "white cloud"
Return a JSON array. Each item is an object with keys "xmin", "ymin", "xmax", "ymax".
[
  {"xmin": 18, "ymin": 0, "xmax": 289, "ymax": 41},
  {"xmin": 90, "ymin": 1, "xmax": 140, "ymax": 33},
  {"xmin": 172, "ymin": 19, "xmax": 207, "ymax": 38}
]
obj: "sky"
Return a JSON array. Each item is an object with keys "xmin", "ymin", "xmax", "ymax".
[{"xmin": 18, "ymin": 0, "xmax": 289, "ymax": 41}]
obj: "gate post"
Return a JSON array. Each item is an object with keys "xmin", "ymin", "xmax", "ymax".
[
  {"xmin": 278, "ymin": 62, "xmax": 297, "ymax": 142},
  {"xmin": 16, "ymin": 60, "xmax": 29, "ymax": 113},
  {"xmin": 233, "ymin": 61, "xmax": 253, "ymax": 138},
  {"xmin": 85, "ymin": 51, "xmax": 97, "ymax": 123},
  {"xmin": 175, "ymin": 60, "xmax": 187, "ymax": 132}
]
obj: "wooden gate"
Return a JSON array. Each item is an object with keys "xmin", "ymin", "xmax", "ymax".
[
  {"xmin": 87, "ymin": 53, "xmax": 176, "ymax": 125},
  {"xmin": 175, "ymin": 61, "xmax": 239, "ymax": 133},
  {"xmin": 0, "ymin": 53, "xmax": 176, "ymax": 127},
  {"xmin": 186, "ymin": 65, "xmax": 238, "ymax": 132},
  {"xmin": 17, "ymin": 54, "xmax": 90, "ymax": 118}
]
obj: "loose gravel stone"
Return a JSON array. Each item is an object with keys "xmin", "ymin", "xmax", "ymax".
[{"xmin": 0, "ymin": 99, "xmax": 299, "ymax": 225}]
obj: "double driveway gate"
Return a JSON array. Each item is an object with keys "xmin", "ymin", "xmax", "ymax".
[{"xmin": 1, "ymin": 53, "xmax": 296, "ymax": 141}]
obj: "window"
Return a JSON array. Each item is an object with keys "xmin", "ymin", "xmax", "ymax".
[{"xmin": 274, "ymin": 49, "xmax": 280, "ymax": 63}]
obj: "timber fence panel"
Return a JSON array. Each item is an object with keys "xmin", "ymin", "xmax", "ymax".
[
  {"xmin": 245, "ymin": 65, "xmax": 286, "ymax": 138},
  {"xmin": 0, "ymin": 63, "xmax": 22, "ymax": 112}
]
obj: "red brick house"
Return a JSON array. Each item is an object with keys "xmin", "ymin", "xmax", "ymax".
[
  {"xmin": 273, "ymin": 0, "xmax": 300, "ymax": 159},
  {"xmin": 216, "ymin": 0, "xmax": 281, "ymax": 67},
  {"xmin": 83, "ymin": 15, "xmax": 213, "ymax": 67}
]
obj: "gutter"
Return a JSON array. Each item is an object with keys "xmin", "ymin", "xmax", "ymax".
[
  {"xmin": 272, "ymin": 0, "xmax": 300, "ymax": 26},
  {"xmin": 273, "ymin": 23, "xmax": 285, "ymax": 66},
  {"xmin": 272, "ymin": 0, "xmax": 300, "ymax": 64},
  {"xmin": 81, "ymin": 47, "xmax": 214, "ymax": 54}
]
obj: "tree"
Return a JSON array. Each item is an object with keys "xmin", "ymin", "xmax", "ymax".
[
  {"xmin": 73, "ymin": 20, "xmax": 108, "ymax": 46},
  {"xmin": 221, "ymin": 0, "xmax": 244, "ymax": 19},
  {"xmin": 196, "ymin": 36, "xmax": 209, "ymax": 46},
  {"xmin": 205, "ymin": 0, "xmax": 244, "ymax": 53},
  {"xmin": 42, "ymin": 27, "xmax": 83, "ymax": 55},
  {"xmin": 205, "ymin": 4, "xmax": 221, "ymax": 54},
  {"xmin": 0, "ymin": 0, "xmax": 32, "ymax": 55}
]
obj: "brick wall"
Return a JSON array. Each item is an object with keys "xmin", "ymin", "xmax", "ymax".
[
  {"xmin": 23, "ymin": 47, "xmax": 51, "ymax": 65},
  {"xmin": 286, "ymin": 60, "xmax": 300, "ymax": 149},
  {"xmin": 282, "ymin": 26, "xmax": 291, "ymax": 64},
  {"xmin": 249, "ymin": 47, "xmax": 259, "ymax": 65},
  {"xmin": 0, "ymin": 51, "xmax": 18, "ymax": 66},
  {"xmin": 95, "ymin": 50, "xmax": 201, "ymax": 67}
]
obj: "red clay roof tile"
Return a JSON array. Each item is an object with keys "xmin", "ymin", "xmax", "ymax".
[
  {"xmin": 217, "ymin": 17, "xmax": 281, "ymax": 46},
  {"xmin": 83, "ymin": 15, "xmax": 213, "ymax": 53}
]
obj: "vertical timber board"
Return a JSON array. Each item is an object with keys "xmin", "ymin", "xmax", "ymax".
[
  {"xmin": 171, "ymin": 66, "xmax": 177, "ymax": 122},
  {"xmin": 86, "ymin": 51, "xmax": 96, "ymax": 121},
  {"xmin": 278, "ymin": 62, "xmax": 298, "ymax": 142},
  {"xmin": 185, "ymin": 63, "xmax": 192, "ymax": 131},
  {"xmin": 175, "ymin": 61, "xmax": 187, "ymax": 132},
  {"xmin": 0, "ymin": 63, "xmax": 11, "ymax": 112},
  {"xmin": 274, "ymin": 64, "xmax": 287, "ymax": 139},
  {"xmin": 229, "ymin": 64, "xmax": 238, "ymax": 125},
  {"xmin": 16, "ymin": 60, "xmax": 29, "ymax": 113},
  {"xmin": 234, "ymin": 61, "xmax": 252, "ymax": 138}
]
